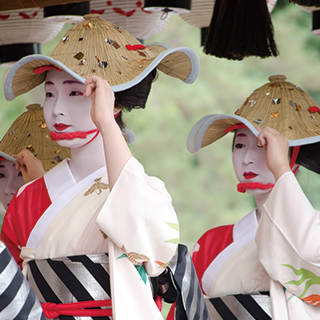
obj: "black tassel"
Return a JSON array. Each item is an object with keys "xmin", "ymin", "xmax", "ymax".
[
  {"xmin": 203, "ymin": 0, "xmax": 279, "ymax": 60},
  {"xmin": 288, "ymin": 0, "xmax": 320, "ymax": 6},
  {"xmin": 203, "ymin": 0, "xmax": 236, "ymax": 59}
]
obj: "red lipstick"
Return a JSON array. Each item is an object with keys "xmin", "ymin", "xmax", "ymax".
[
  {"xmin": 244, "ymin": 172, "xmax": 258, "ymax": 179},
  {"xmin": 54, "ymin": 123, "xmax": 71, "ymax": 131}
]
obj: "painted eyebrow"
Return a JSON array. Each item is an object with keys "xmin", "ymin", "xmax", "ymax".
[
  {"xmin": 235, "ymin": 133, "xmax": 247, "ymax": 137},
  {"xmin": 44, "ymin": 80, "xmax": 83, "ymax": 86},
  {"xmin": 63, "ymin": 80, "xmax": 83, "ymax": 85}
]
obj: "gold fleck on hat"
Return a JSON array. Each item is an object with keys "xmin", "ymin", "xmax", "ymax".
[
  {"xmin": 4, "ymin": 14, "xmax": 199, "ymax": 101},
  {"xmin": 187, "ymin": 75, "xmax": 320, "ymax": 152},
  {"xmin": 0, "ymin": 104, "xmax": 71, "ymax": 171}
]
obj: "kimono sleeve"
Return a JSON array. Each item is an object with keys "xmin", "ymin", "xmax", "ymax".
[
  {"xmin": 96, "ymin": 157, "xmax": 179, "ymax": 277},
  {"xmin": 256, "ymin": 171, "xmax": 320, "ymax": 305},
  {"xmin": 1, "ymin": 177, "xmax": 51, "ymax": 269},
  {"xmin": 1, "ymin": 204, "xmax": 23, "ymax": 268},
  {"xmin": 191, "ymin": 225, "xmax": 234, "ymax": 293}
]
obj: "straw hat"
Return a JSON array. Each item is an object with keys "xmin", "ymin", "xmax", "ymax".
[
  {"xmin": 0, "ymin": 104, "xmax": 71, "ymax": 171},
  {"xmin": 187, "ymin": 75, "xmax": 320, "ymax": 153},
  {"xmin": 4, "ymin": 13, "xmax": 199, "ymax": 101}
]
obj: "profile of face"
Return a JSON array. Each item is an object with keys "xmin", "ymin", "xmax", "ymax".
[
  {"xmin": 232, "ymin": 128, "xmax": 275, "ymax": 195},
  {"xmin": 0, "ymin": 160, "xmax": 24, "ymax": 210},
  {"xmin": 43, "ymin": 70, "xmax": 96, "ymax": 148}
]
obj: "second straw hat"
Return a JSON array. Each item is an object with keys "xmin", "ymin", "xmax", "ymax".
[
  {"xmin": 4, "ymin": 14, "xmax": 199, "ymax": 101},
  {"xmin": 187, "ymin": 75, "xmax": 320, "ymax": 152},
  {"xmin": 0, "ymin": 104, "xmax": 71, "ymax": 171}
]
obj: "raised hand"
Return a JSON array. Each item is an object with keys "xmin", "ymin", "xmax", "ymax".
[
  {"xmin": 257, "ymin": 127, "xmax": 291, "ymax": 181},
  {"xmin": 84, "ymin": 76, "xmax": 116, "ymax": 132},
  {"xmin": 14, "ymin": 149, "xmax": 45, "ymax": 183},
  {"xmin": 84, "ymin": 76, "xmax": 131, "ymax": 189}
]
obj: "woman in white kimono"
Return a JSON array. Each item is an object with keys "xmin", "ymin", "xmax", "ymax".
[
  {"xmin": 255, "ymin": 126, "xmax": 320, "ymax": 319},
  {"xmin": 184, "ymin": 75, "xmax": 320, "ymax": 320},
  {"xmin": 0, "ymin": 14, "xmax": 199, "ymax": 320}
]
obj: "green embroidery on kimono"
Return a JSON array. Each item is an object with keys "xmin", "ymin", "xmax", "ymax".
[
  {"xmin": 282, "ymin": 264, "xmax": 320, "ymax": 298},
  {"xmin": 163, "ymin": 222, "xmax": 179, "ymax": 244},
  {"xmin": 159, "ymin": 261, "xmax": 170, "ymax": 269},
  {"xmin": 287, "ymin": 294, "xmax": 295, "ymax": 302},
  {"xmin": 135, "ymin": 264, "xmax": 147, "ymax": 284},
  {"xmin": 117, "ymin": 253, "xmax": 127, "ymax": 260},
  {"xmin": 165, "ymin": 222, "xmax": 179, "ymax": 231},
  {"xmin": 116, "ymin": 253, "xmax": 147, "ymax": 284}
]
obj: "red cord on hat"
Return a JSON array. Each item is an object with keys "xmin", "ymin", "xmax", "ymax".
[
  {"xmin": 224, "ymin": 124, "xmax": 248, "ymax": 133},
  {"xmin": 33, "ymin": 65, "xmax": 62, "ymax": 74}
]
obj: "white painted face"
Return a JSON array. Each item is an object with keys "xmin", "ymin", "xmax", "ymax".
[
  {"xmin": 232, "ymin": 128, "xmax": 275, "ymax": 195},
  {"xmin": 43, "ymin": 69, "xmax": 96, "ymax": 148},
  {"xmin": 0, "ymin": 160, "xmax": 24, "ymax": 210}
]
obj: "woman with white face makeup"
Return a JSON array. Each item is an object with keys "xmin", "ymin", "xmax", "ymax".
[
  {"xmin": 232, "ymin": 128, "xmax": 276, "ymax": 220},
  {"xmin": 0, "ymin": 159, "xmax": 24, "ymax": 210},
  {"xmin": 0, "ymin": 104, "xmax": 70, "ymax": 211},
  {"xmin": 1, "ymin": 14, "xmax": 200, "ymax": 320},
  {"xmin": 182, "ymin": 75, "xmax": 320, "ymax": 320}
]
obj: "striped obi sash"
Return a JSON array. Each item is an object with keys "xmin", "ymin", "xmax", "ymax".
[
  {"xmin": 206, "ymin": 292, "xmax": 271, "ymax": 320},
  {"xmin": 27, "ymin": 253, "xmax": 112, "ymax": 320},
  {"xmin": 0, "ymin": 241, "xmax": 45, "ymax": 320}
]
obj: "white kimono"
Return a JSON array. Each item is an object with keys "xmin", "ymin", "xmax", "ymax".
[
  {"xmin": 1, "ymin": 156, "xmax": 179, "ymax": 320},
  {"xmin": 256, "ymin": 171, "xmax": 320, "ymax": 319}
]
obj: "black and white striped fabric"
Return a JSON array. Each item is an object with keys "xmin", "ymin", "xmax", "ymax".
[
  {"xmin": 27, "ymin": 253, "xmax": 112, "ymax": 320},
  {"xmin": 0, "ymin": 241, "xmax": 45, "ymax": 320},
  {"xmin": 168, "ymin": 244, "xmax": 210, "ymax": 320},
  {"xmin": 206, "ymin": 292, "xmax": 271, "ymax": 320}
]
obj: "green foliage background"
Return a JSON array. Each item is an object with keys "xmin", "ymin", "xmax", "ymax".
[{"xmin": 1, "ymin": 0, "xmax": 320, "ymax": 251}]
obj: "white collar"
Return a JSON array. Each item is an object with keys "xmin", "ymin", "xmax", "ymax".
[
  {"xmin": 233, "ymin": 208, "xmax": 259, "ymax": 241},
  {"xmin": 44, "ymin": 159, "xmax": 106, "ymax": 202}
]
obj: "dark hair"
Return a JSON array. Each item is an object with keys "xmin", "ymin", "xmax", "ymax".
[
  {"xmin": 114, "ymin": 69, "xmax": 157, "ymax": 129},
  {"xmin": 296, "ymin": 141, "xmax": 320, "ymax": 174}
]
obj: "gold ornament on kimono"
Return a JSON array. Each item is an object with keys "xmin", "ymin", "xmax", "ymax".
[
  {"xmin": 84, "ymin": 177, "xmax": 109, "ymax": 196},
  {"xmin": 120, "ymin": 245, "xmax": 150, "ymax": 265}
]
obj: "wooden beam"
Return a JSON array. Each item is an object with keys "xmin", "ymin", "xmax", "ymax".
[{"xmin": 0, "ymin": 0, "xmax": 91, "ymax": 12}]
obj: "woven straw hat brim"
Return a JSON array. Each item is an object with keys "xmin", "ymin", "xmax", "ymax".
[
  {"xmin": 4, "ymin": 55, "xmax": 85, "ymax": 101},
  {"xmin": 187, "ymin": 113, "xmax": 320, "ymax": 153},
  {"xmin": 0, "ymin": 104, "xmax": 71, "ymax": 171},
  {"xmin": 4, "ymin": 44, "xmax": 199, "ymax": 101},
  {"xmin": 4, "ymin": 44, "xmax": 200, "ymax": 101}
]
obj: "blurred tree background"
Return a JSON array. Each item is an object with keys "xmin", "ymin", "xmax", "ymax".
[{"xmin": 1, "ymin": 0, "xmax": 320, "ymax": 251}]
